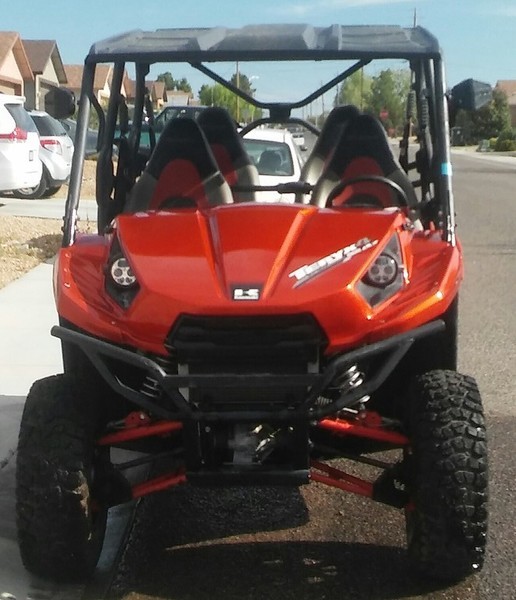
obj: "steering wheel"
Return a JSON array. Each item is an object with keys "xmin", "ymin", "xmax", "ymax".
[{"xmin": 326, "ymin": 174, "xmax": 408, "ymax": 207}]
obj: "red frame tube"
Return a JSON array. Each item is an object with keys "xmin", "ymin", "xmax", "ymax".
[
  {"xmin": 132, "ymin": 470, "xmax": 187, "ymax": 499},
  {"xmin": 95, "ymin": 414, "xmax": 409, "ymax": 504},
  {"xmin": 97, "ymin": 420, "xmax": 183, "ymax": 446},
  {"xmin": 310, "ymin": 459, "xmax": 373, "ymax": 497},
  {"xmin": 317, "ymin": 417, "xmax": 409, "ymax": 446}
]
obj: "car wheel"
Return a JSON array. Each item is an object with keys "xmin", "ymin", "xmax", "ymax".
[
  {"xmin": 13, "ymin": 169, "xmax": 49, "ymax": 199},
  {"xmin": 16, "ymin": 374, "xmax": 109, "ymax": 582},
  {"xmin": 404, "ymin": 370, "xmax": 488, "ymax": 582},
  {"xmin": 42, "ymin": 184, "xmax": 62, "ymax": 198}
]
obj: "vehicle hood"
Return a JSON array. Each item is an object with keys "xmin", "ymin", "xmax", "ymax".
[{"xmin": 115, "ymin": 203, "xmax": 401, "ymax": 304}]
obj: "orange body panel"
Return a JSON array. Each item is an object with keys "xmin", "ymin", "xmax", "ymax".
[{"xmin": 54, "ymin": 204, "xmax": 462, "ymax": 355}]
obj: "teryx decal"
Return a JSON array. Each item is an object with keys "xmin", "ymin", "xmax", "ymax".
[{"xmin": 289, "ymin": 237, "xmax": 378, "ymax": 287}]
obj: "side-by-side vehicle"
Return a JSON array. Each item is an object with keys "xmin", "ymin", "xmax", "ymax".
[{"xmin": 16, "ymin": 24, "xmax": 490, "ymax": 584}]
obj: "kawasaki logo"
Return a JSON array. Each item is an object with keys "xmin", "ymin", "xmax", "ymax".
[
  {"xmin": 232, "ymin": 286, "xmax": 261, "ymax": 301},
  {"xmin": 289, "ymin": 237, "xmax": 378, "ymax": 287}
]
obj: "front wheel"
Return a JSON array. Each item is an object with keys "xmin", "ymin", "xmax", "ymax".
[
  {"xmin": 404, "ymin": 370, "xmax": 488, "ymax": 582},
  {"xmin": 16, "ymin": 374, "xmax": 109, "ymax": 581}
]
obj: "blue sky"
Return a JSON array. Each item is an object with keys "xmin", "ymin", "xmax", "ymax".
[{"xmin": 3, "ymin": 0, "xmax": 515, "ymax": 108}]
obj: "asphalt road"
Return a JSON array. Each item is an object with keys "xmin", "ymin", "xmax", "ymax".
[{"xmin": 104, "ymin": 150, "xmax": 516, "ymax": 600}]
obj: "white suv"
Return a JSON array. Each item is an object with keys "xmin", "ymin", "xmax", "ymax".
[
  {"xmin": 0, "ymin": 95, "xmax": 42, "ymax": 193},
  {"xmin": 14, "ymin": 111, "xmax": 74, "ymax": 199},
  {"xmin": 243, "ymin": 127, "xmax": 305, "ymax": 202}
]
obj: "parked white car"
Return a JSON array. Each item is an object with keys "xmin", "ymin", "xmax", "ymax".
[
  {"xmin": 14, "ymin": 111, "xmax": 74, "ymax": 199},
  {"xmin": 0, "ymin": 95, "xmax": 42, "ymax": 193},
  {"xmin": 243, "ymin": 127, "xmax": 305, "ymax": 202}
]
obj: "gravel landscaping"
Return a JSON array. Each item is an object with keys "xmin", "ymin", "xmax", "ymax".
[{"xmin": 0, "ymin": 159, "xmax": 97, "ymax": 289}]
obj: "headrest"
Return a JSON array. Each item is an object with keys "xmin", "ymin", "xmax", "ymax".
[
  {"xmin": 313, "ymin": 105, "xmax": 360, "ymax": 157},
  {"xmin": 145, "ymin": 118, "xmax": 219, "ymax": 181},
  {"xmin": 197, "ymin": 107, "xmax": 251, "ymax": 166},
  {"xmin": 328, "ymin": 113, "xmax": 399, "ymax": 176}
]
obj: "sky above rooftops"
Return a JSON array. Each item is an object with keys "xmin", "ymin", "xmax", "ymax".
[{"xmin": 3, "ymin": 0, "xmax": 514, "ymax": 110}]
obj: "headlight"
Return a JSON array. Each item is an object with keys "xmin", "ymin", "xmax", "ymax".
[
  {"xmin": 110, "ymin": 256, "xmax": 137, "ymax": 288},
  {"xmin": 365, "ymin": 252, "xmax": 399, "ymax": 288},
  {"xmin": 105, "ymin": 238, "xmax": 140, "ymax": 308},
  {"xmin": 356, "ymin": 234, "xmax": 404, "ymax": 306}
]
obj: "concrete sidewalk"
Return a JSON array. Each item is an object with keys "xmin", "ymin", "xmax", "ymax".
[
  {"xmin": 0, "ymin": 262, "xmax": 62, "ymax": 399},
  {"xmin": 0, "ymin": 195, "xmax": 97, "ymax": 220},
  {"xmin": 0, "ymin": 262, "xmax": 77, "ymax": 598}
]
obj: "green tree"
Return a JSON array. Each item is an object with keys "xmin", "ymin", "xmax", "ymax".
[
  {"xmin": 335, "ymin": 70, "xmax": 372, "ymax": 109},
  {"xmin": 368, "ymin": 69, "xmax": 410, "ymax": 133},
  {"xmin": 175, "ymin": 77, "xmax": 192, "ymax": 94},
  {"xmin": 156, "ymin": 71, "xmax": 175, "ymax": 90},
  {"xmin": 469, "ymin": 87, "xmax": 511, "ymax": 141},
  {"xmin": 198, "ymin": 73, "xmax": 260, "ymax": 122}
]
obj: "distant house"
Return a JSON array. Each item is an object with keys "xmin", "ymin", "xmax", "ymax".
[
  {"xmin": 22, "ymin": 39, "xmax": 67, "ymax": 110},
  {"xmin": 148, "ymin": 80, "xmax": 168, "ymax": 110},
  {"xmin": 495, "ymin": 80, "xmax": 516, "ymax": 127},
  {"xmin": 165, "ymin": 90, "xmax": 194, "ymax": 107},
  {"xmin": 0, "ymin": 31, "xmax": 33, "ymax": 96},
  {"xmin": 64, "ymin": 64, "xmax": 129, "ymax": 107}
]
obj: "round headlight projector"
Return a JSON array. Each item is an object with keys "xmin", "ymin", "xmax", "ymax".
[
  {"xmin": 366, "ymin": 252, "xmax": 399, "ymax": 288},
  {"xmin": 110, "ymin": 257, "xmax": 137, "ymax": 287}
]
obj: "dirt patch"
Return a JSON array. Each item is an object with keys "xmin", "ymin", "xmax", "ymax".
[
  {"xmin": 0, "ymin": 216, "xmax": 63, "ymax": 289},
  {"xmin": 0, "ymin": 160, "xmax": 100, "ymax": 290}
]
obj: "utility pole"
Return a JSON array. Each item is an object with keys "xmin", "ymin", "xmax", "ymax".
[
  {"xmin": 236, "ymin": 61, "xmax": 240, "ymax": 123},
  {"xmin": 413, "ymin": 7, "xmax": 417, "ymax": 27}
]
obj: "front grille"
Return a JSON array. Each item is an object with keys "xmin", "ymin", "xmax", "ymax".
[
  {"xmin": 166, "ymin": 313, "xmax": 326, "ymax": 364},
  {"xmin": 166, "ymin": 314, "xmax": 327, "ymax": 411}
]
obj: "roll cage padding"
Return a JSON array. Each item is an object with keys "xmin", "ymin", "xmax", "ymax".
[
  {"xmin": 310, "ymin": 113, "xmax": 418, "ymax": 209},
  {"xmin": 125, "ymin": 118, "xmax": 232, "ymax": 212},
  {"xmin": 197, "ymin": 107, "xmax": 260, "ymax": 202}
]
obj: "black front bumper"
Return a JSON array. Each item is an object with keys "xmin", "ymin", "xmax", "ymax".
[{"xmin": 52, "ymin": 319, "xmax": 444, "ymax": 422}]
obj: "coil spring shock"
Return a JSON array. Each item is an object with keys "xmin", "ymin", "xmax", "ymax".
[
  {"xmin": 140, "ymin": 355, "xmax": 175, "ymax": 399},
  {"xmin": 316, "ymin": 365, "xmax": 370, "ymax": 410}
]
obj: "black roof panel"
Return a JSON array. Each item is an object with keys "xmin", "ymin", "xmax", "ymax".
[{"xmin": 86, "ymin": 24, "xmax": 441, "ymax": 64}]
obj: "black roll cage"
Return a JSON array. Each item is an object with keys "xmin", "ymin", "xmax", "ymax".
[{"xmin": 63, "ymin": 25, "xmax": 454, "ymax": 247}]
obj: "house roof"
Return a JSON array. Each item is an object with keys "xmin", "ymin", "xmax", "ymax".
[
  {"xmin": 496, "ymin": 80, "xmax": 516, "ymax": 104},
  {"xmin": 64, "ymin": 64, "xmax": 113, "ymax": 92},
  {"xmin": 0, "ymin": 31, "xmax": 33, "ymax": 80},
  {"xmin": 23, "ymin": 39, "xmax": 67, "ymax": 83}
]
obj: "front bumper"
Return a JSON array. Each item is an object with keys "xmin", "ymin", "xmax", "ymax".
[{"xmin": 52, "ymin": 319, "xmax": 444, "ymax": 422}]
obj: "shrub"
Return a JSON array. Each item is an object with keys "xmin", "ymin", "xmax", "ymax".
[
  {"xmin": 495, "ymin": 139, "xmax": 516, "ymax": 152},
  {"xmin": 494, "ymin": 127, "xmax": 516, "ymax": 151}
]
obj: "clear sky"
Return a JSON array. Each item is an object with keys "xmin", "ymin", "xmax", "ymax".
[{"xmin": 3, "ymin": 0, "xmax": 514, "ymax": 108}]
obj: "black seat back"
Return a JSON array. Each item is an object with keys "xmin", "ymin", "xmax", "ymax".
[
  {"xmin": 197, "ymin": 107, "xmax": 260, "ymax": 202},
  {"xmin": 299, "ymin": 105, "xmax": 360, "ymax": 203},
  {"xmin": 311, "ymin": 113, "xmax": 417, "ymax": 209},
  {"xmin": 125, "ymin": 118, "xmax": 232, "ymax": 212}
]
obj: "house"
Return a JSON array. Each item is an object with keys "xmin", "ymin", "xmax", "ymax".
[
  {"xmin": 147, "ymin": 80, "xmax": 168, "ymax": 111},
  {"xmin": 64, "ymin": 64, "xmax": 130, "ymax": 107},
  {"xmin": 495, "ymin": 80, "xmax": 516, "ymax": 127},
  {"xmin": 0, "ymin": 31, "xmax": 33, "ymax": 96},
  {"xmin": 22, "ymin": 39, "xmax": 67, "ymax": 110}
]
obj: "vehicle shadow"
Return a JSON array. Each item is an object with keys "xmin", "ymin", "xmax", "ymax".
[
  {"xmin": 108, "ymin": 539, "xmax": 467, "ymax": 600},
  {"xmin": 106, "ymin": 480, "xmax": 480, "ymax": 600}
]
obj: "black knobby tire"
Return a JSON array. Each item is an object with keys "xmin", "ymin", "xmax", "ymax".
[
  {"xmin": 404, "ymin": 370, "xmax": 488, "ymax": 581},
  {"xmin": 16, "ymin": 374, "xmax": 108, "ymax": 581}
]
